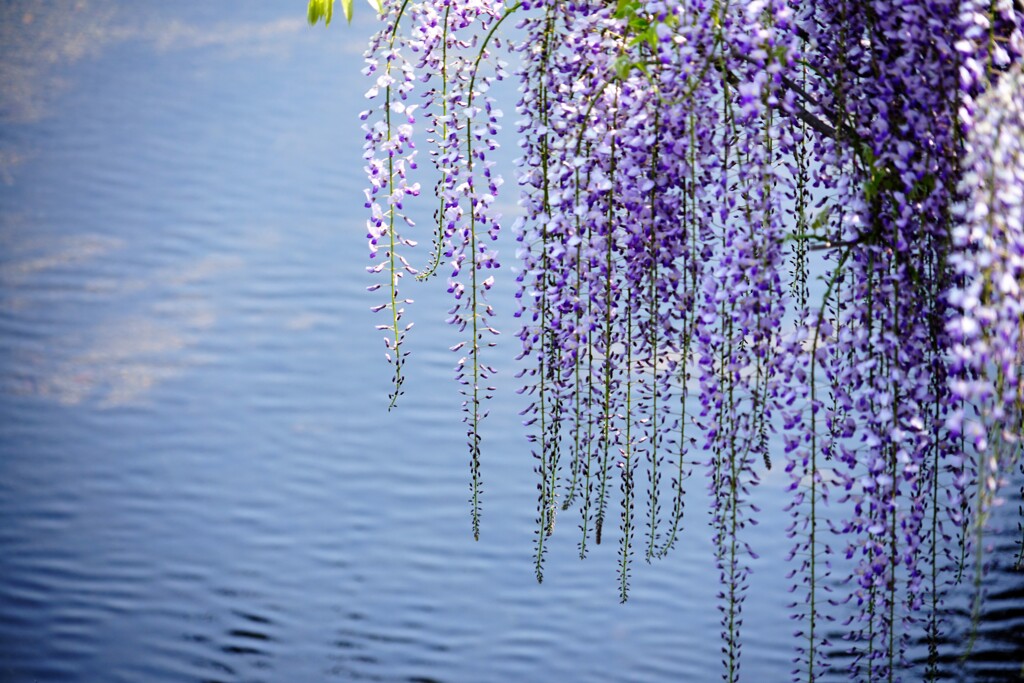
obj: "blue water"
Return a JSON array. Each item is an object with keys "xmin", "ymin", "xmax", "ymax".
[{"xmin": 0, "ymin": 2, "xmax": 1021, "ymax": 681}]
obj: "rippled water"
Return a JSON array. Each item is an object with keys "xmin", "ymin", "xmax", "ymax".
[{"xmin": 0, "ymin": 2, "xmax": 1021, "ymax": 681}]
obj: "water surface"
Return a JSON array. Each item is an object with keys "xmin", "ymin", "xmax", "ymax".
[{"xmin": 0, "ymin": 2, "xmax": 1021, "ymax": 681}]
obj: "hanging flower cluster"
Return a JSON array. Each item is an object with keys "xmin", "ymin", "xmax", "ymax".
[
  {"xmin": 315, "ymin": 0, "xmax": 1024, "ymax": 679},
  {"xmin": 793, "ymin": 2, "xmax": 967, "ymax": 678},
  {"xmin": 948, "ymin": 50, "xmax": 1024, "ymax": 578},
  {"xmin": 359, "ymin": 0, "xmax": 512, "ymax": 538}
]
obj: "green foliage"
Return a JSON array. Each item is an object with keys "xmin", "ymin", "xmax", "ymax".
[
  {"xmin": 613, "ymin": 0, "xmax": 674, "ymax": 50},
  {"xmin": 307, "ymin": 0, "xmax": 337, "ymax": 25},
  {"xmin": 308, "ymin": 0, "xmax": 385, "ymax": 26}
]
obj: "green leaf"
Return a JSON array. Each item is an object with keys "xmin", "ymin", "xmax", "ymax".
[
  {"xmin": 341, "ymin": 0, "xmax": 354, "ymax": 23},
  {"xmin": 307, "ymin": 0, "xmax": 334, "ymax": 26},
  {"xmin": 910, "ymin": 173, "xmax": 936, "ymax": 202},
  {"xmin": 811, "ymin": 208, "xmax": 830, "ymax": 231},
  {"xmin": 614, "ymin": 55, "xmax": 634, "ymax": 80},
  {"xmin": 614, "ymin": 0, "xmax": 640, "ymax": 19}
]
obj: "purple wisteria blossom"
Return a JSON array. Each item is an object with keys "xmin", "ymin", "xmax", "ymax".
[
  {"xmin": 948, "ymin": 57, "xmax": 1024, "ymax": 570},
  {"xmin": 360, "ymin": 0, "xmax": 510, "ymax": 537},
  {"xmin": 326, "ymin": 0, "xmax": 1024, "ymax": 678}
]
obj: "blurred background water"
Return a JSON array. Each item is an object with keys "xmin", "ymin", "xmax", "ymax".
[{"xmin": 0, "ymin": 2, "xmax": 1020, "ymax": 681}]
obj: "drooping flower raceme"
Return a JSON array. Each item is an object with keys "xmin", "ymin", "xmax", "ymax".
[
  {"xmin": 949, "ymin": 59, "xmax": 1024, "ymax": 539},
  {"xmin": 323, "ymin": 0, "xmax": 1024, "ymax": 679},
  {"xmin": 361, "ymin": 0, "xmax": 511, "ymax": 538}
]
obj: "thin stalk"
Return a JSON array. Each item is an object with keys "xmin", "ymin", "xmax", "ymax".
[
  {"xmin": 531, "ymin": 4, "xmax": 552, "ymax": 576},
  {"xmin": 417, "ymin": 2, "xmax": 452, "ymax": 281},
  {"xmin": 384, "ymin": 0, "xmax": 413, "ymax": 409},
  {"xmin": 621, "ymin": 302, "xmax": 634, "ymax": 602},
  {"xmin": 463, "ymin": 0, "xmax": 519, "ymax": 540},
  {"xmin": 646, "ymin": 105, "xmax": 662, "ymax": 561}
]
